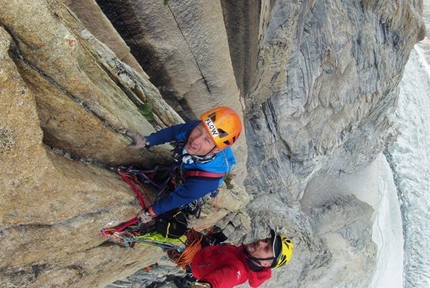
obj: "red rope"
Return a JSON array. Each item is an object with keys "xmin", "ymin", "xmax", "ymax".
[
  {"xmin": 118, "ymin": 171, "xmax": 147, "ymax": 209},
  {"xmin": 113, "ymin": 217, "xmax": 139, "ymax": 232},
  {"xmin": 101, "ymin": 171, "xmax": 151, "ymax": 235}
]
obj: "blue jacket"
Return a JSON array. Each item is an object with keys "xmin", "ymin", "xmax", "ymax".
[{"xmin": 145, "ymin": 120, "xmax": 236, "ymax": 215}]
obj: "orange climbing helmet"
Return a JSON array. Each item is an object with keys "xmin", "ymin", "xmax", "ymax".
[{"xmin": 200, "ymin": 106, "xmax": 242, "ymax": 150}]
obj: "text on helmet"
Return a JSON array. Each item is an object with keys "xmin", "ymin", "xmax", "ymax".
[{"xmin": 205, "ymin": 118, "xmax": 219, "ymax": 137}]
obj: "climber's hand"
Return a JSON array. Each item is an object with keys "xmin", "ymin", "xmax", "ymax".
[
  {"xmin": 137, "ymin": 209, "xmax": 153, "ymax": 223},
  {"xmin": 126, "ymin": 130, "xmax": 149, "ymax": 149}
]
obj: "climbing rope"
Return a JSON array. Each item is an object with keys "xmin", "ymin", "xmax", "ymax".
[
  {"xmin": 100, "ymin": 166, "xmax": 155, "ymax": 247},
  {"xmin": 117, "ymin": 165, "xmax": 155, "ymax": 208},
  {"xmin": 167, "ymin": 228, "xmax": 204, "ymax": 269}
]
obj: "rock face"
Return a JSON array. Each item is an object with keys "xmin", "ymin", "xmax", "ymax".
[{"xmin": 0, "ymin": 0, "xmax": 425, "ymax": 287}]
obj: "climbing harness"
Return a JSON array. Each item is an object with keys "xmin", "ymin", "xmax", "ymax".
[
  {"xmin": 100, "ymin": 163, "xmax": 224, "ymax": 249},
  {"xmin": 101, "ymin": 165, "xmax": 188, "ymax": 249},
  {"xmin": 122, "ymin": 162, "xmax": 224, "ymax": 217}
]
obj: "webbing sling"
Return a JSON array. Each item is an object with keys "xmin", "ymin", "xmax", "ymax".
[{"xmin": 182, "ymin": 170, "xmax": 225, "ymax": 179}]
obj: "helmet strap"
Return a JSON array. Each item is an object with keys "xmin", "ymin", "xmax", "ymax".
[
  {"xmin": 203, "ymin": 145, "xmax": 218, "ymax": 156},
  {"xmin": 243, "ymin": 246, "xmax": 275, "ymax": 271},
  {"xmin": 245, "ymin": 257, "xmax": 264, "ymax": 272}
]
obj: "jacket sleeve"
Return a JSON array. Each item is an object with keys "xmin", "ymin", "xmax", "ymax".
[
  {"xmin": 203, "ymin": 262, "xmax": 271, "ymax": 288},
  {"xmin": 151, "ymin": 176, "xmax": 219, "ymax": 215},
  {"xmin": 199, "ymin": 265, "xmax": 248, "ymax": 288},
  {"xmin": 145, "ymin": 121, "xmax": 199, "ymax": 146}
]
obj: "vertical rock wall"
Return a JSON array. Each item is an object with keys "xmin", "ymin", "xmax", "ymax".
[
  {"xmin": 240, "ymin": 1, "xmax": 424, "ymax": 286},
  {"xmin": 246, "ymin": 0, "xmax": 424, "ymax": 200},
  {"xmin": 95, "ymin": 0, "xmax": 242, "ymax": 118},
  {"xmin": 0, "ymin": 0, "xmax": 425, "ymax": 287},
  {"xmin": 0, "ymin": 1, "xmax": 246, "ymax": 287}
]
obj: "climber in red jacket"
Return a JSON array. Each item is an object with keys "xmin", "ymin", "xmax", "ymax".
[{"xmin": 176, "ymin": 229, "xmax": 294, "ymax": 288}]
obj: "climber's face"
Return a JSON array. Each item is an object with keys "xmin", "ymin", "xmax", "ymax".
[
  {"xmin": 245, "ymin": 238, "xmax": 275, "ymax": 268},
  {"xmin": 185, "ymin": 123, "xmax": 221, "ymax": 156}
]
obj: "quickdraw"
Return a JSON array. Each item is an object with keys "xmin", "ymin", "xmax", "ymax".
[{"xmin": 100, "ymin": 221, "xmax": 185, "ymax": 250}]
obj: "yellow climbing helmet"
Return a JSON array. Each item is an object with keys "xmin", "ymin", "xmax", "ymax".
[
  {"xmin": 270, "ymin": 229, "xmax": 294, "ymax": 268},
  {"xmin": 200, "ymin": 106, "xmax": 242, "ymax": 150}
]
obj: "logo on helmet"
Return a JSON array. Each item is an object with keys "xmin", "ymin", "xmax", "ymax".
[{"xmin": 205, "ymin": 118, "xmax": 219, "ymax": 137}]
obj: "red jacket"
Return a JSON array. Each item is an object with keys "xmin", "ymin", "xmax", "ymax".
[{"xmin": 190, "ymin": 244, "xmax": 272, "ymax": 288}]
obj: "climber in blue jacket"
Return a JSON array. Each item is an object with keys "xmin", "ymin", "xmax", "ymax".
[{"xmin": 126, "ymin": 106, "xmax": 242, "ymax": 223}]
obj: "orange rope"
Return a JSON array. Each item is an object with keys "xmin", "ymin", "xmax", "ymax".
[{"xmin": 168, "ymin": 229, "xmax": 204, "ymax": 269}]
